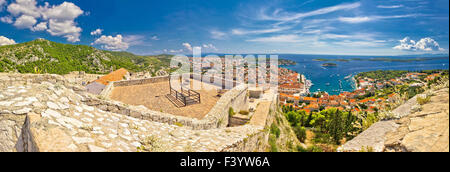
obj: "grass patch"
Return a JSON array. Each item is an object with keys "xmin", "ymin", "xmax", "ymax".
[{"xmin": 268, "ymin": 135, "xmax": 278, "ymax": 152}]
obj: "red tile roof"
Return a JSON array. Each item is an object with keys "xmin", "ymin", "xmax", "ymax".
[{"xmin": 95, "ymin": 68, "xmax": 128, "ymax": 85}]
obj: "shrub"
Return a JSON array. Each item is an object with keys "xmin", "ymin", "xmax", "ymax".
[
  {"xmin": 293, "ymin": 126, "xmax": 307, "ymax": 143},
  {"xmin": 270, "ymin": 123, "xmax": 281, "ymax": 138},
  {"xmin": 312, "ymin": 132, "xmax": 333, "ymax": 144},
  {"xmin": 359, "ymin": 146, "xmax": 374, "ymax": 152},
  {"xmin": 174, "ymin": 122, "xmax": 184, "ymax": 127},
  {"xmin": 417, "ymin": 95, "xmax": 431, "ymax": 105},
  {"xmin": 297, "ymin": 145, "xmax": 308, "ymax": 152},
  {"xmin": 228, "ymin": 107, "xmax": 235, "ymax": 117},
  {"xmin": 307, "ymin": 145, "xmax": 324, "ymax": 152},
  {"xmin": 239, "ymin": 110, "xmax": 249, "ymax": 115},
  {"xmin": 296, "ymin": 145, "xmax": 324, "ymax": 152}
]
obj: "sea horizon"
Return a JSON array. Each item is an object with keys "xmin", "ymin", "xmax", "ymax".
[{"xmin": 279, "ymin": 55, "xmax": 449, "ymax": 95}]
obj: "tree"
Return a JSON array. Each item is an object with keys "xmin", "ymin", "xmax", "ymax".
[
  {"xmin": 327, "ymin": 110, "xmax": 344, "ymax": 145},
  {"xmin": 293, "ymin": 126, "xmax": 307, "ymax": 143}
]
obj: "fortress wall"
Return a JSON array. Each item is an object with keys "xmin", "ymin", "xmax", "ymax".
[
  {"xmin": 93, "ymin": 74, "xmax": 248, "ymax": 129},
  {"xmin": 0, "ymin": 73, "xmax": 86, "ymax": 92},
  {"xmin": 84, "ymin": 83, "xmax": 249, "ymax": 130},
  {"xmin": 113, "ymin": 73, "xmax": 239, "ymax": 89},
  {"xmin": 202, "ymin": 84, "xmax": 248, "ymax": 128},
  {"xmin": 220, "ymin": 94, "xmax": 278, "ymax": 152},
  {"xmin": 113, "ymin": 75, "xmax": 170, "ymax": 87}
]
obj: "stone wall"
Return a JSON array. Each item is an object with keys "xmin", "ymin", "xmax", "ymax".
[
  {"xmin": 99, "ymin": 82, "xmax": 114, "ymax": 98},
  {"xmin": 113, "ymin": 75, "xmax": 169, "ymax": 87},
  {"xmin": 202, "ymin": 84, "xmax": 248, "ymax": 128},
  {"xmin": 0, "ymin": 73, "xmax": 86, "ymax": 92},
  {"xmin": 0, "ymin": 114, "xmax": 26, "ymax": 152},
  {"xmin": 220, "ymin": 94, "xmax": 278, "ymax": 152},
  {"xmin": 112, "ymin": 74, "xmax": 238, "ymax": 89}
]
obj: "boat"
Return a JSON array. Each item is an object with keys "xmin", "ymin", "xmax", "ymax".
[
  {"xmin": 344, "ymin": 74, "xmax": 352, "ymax": 79},
  {"xmin": 325, "ymin": 83, "xmax": 331, "ymax": 86}
]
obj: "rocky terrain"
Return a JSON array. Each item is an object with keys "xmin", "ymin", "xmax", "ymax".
[
  {"xmin": 384, "ymin": 88, "xmax": 449, "ymax": 152},
  {"xmin": 339, "ymin": 80, "xmax": 449, "ymax": 152}
]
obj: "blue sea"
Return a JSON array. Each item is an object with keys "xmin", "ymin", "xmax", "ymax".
[{"xmin": 278, "ymin": 54, "xmax": 449, "ymax": 95}]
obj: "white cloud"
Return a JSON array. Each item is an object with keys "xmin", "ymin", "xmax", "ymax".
[
  {"xmin": 47, "ymin": 19, "xmax": 81, "ymax": 42},
  {"xmin": 182, "ymin": 42, "xmax": 192, "ymax": 51},
  {"xmin": 394, "ymin": 37, "xmax": 445, "ymax": 52},
  {"xmin": 321, "ymin": 33, "xmax": 378, "ymax": 41},
  {"xmin": 93, "ymin": 35, "xmax": 129, "ymax": 51},
  {"xmin": 41, "ymin": 2, "xmax": 83, "ymax": 21},
  {"xmin": 202, "ymin": 43, "xmax": 218, "ymax": 51},
  {"xmin": 151, "ymin": 35, "xmax": 159, "ymax": 40},
  {"xmin": 123, "ymin": 35, "xmax": 146, "ymax": 46},
  {"xmin": 247, "ymin": 34, "xmax": 302, "ymax": 43},
  {"xmin": 0, "ymin": 0, "xmax": 6, "ymax": 10},
  {"xmin": 210, "ymin": 30, "xmax": 226, "ymax": 39},
  {"xmin": 260, "ymin": 2, "xmax": 360, "ymax": 22},
  {"xmin": 13, "ymin": 15, "xmax": 36, "ymax": 29},
  {"xmin": 164, "ymin": 49, "xmax": 184, "ymax": 53},
  {"xmin": 90, "ymin": 28, "xmax": 103, "ymax": 36},
  {"xmin": 0, "ymin": 16, "xmax": 13, "ymax": 24},
  {"xmin": 32, "ymin": 21, "xmax": 47, "ymax": 31},
  {"xmin": 231, "ymin": 27, "xmax": 290, "ymax": 35},
  {"xmin": 0, "ymin": 36, "xmax": 17, "ymax": 46},
  {"xmin": 377, "ymin": 5, "xmax": 404, "ymax": 9},
  {"xmin": 4, "ymin": 0, "xmax": 84, "ymax": 42},
  {"xmin": 334, "ymin": 40, "xmax": 384, "ymax": 47},
  {"xmin": 7, "ymin": 0, "xmax": 41, "ymax": 18},
  {"xmin": 338, "ymin": 14, "xmax": 418, "ymax": 24},
  {"xmin": 338, "ymin": 16, "xmax": 371, "ymax": 23}
]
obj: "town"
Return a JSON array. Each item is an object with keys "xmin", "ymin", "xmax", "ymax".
[{"xmin": 279, "ymin": 70, "xmax": 447, "ymax": 114}]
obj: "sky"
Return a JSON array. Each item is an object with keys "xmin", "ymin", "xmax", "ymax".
[{"xmin": 0, "ymin": 0, "xmax": 449, "ymax": 56}]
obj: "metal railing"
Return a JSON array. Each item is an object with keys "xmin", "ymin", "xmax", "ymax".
[{"xmin": 169, "ymin": 87, "xmax": 201, "ymax": 107}]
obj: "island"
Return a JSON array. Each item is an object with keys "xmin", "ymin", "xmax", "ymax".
[
  {"xmin": 322, "ymin": 63, "xmax": 337, "ymax": 67},
  {"xmin": 279, "ymin": 59, "xmax": 297, "ymax": 66},
  {"xmin": 312, "ymin": 57, "xmax": 449, "ymax": 63},
  {"xmin": 313, "ymin": 58, "xmax": 350, "ymax": 62}
]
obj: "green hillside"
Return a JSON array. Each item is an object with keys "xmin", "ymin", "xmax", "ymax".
[{"xmin": 0, "ymin": 39, "xmax": 173, "ymax": 75}]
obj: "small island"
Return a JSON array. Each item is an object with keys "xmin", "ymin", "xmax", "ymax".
[
  {"xmin": 279, "ymin": 59, "xmax": 297, "ymax": 66},
  {"xmin": 322, "ymin": 63, "xmax": 338, "ymax": 67},
  {"xmin": 313, "ymin": 58, "xmax": 350, "ymax": 62}
]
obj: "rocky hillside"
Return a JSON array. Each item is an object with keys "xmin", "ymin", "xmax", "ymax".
[
  {"xmin": 267, "ymin": 108, "xmax": 304, "ymax": 152},
  {"xmin": 0, "ymin": 39, "xmax": 172, "ymax": 75},
  {"xmin": 384, "ymin": 88, "xmax": 449, "ymax": 152},
  {"xmin": 339, "ymin": 78, "xmax": 449, "ymax": 152}
]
